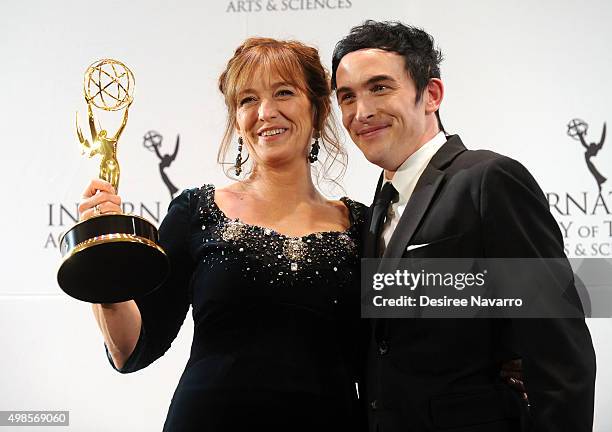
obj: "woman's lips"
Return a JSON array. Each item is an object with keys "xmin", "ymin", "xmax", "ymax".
[{"xmin": 258, "ymin": 128, "xmax": 288, "ymax": 142}]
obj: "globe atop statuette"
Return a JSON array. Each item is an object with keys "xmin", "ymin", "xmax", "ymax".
[{"xmin": 84, "ymin": 59, "xmax": 135, "ymax": 111}]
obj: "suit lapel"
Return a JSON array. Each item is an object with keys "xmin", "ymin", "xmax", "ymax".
[
  {"xmin": 382, "ymin": 135, "xmax": 467, "ymax": 259},
  {"xmin": 382, "ymin": 166, "xmax": 445, "ymax": 259}
]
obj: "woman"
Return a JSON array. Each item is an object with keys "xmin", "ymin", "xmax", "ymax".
[{"xmin": 81, "ymin": 38, "xmax": 365, "ymax": 431}]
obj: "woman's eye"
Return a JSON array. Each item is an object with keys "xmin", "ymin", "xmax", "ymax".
[
  {"xmin": 239, "ymin": 96, "xmax": 256, "ymax": 106},
  {"xmin": 276, "ymin": 89, "xmax": 294, "ymax": 97}
]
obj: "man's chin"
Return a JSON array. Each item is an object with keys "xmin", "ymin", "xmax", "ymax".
[
  {"xmin": 357, "ymin": 141, "xmax": 393, "ymax": 168},
  {"xmin": 363, "ymin": 151, "xmax": 390, "ymax": 170}
]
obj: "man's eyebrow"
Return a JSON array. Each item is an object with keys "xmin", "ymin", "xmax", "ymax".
[
  {"xmin": 335, "ymin": 85, "xmax": 352, "ymax": 96},
  {"xmin": 365, "ymin": 74, "xmax": 396, "ymax": 85},
  {"xmin": 336, "ymin": 74, "xmax": 396, "ymax": 95}
]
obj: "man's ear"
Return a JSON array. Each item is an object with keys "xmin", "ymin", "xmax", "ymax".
[{"xmin": 425, "ymin": 78, "xmax": 444, "ymax": 115}]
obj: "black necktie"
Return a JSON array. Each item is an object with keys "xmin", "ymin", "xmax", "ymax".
[{"xmin": 365, "ymin": 182, "xmax": 399, "ymax": 257}]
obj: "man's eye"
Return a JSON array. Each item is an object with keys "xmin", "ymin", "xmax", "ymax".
[
  {"xmin": 239, "ymin": 96, "xmax": 256, "ymax": 106},
  {"xmin": 372, "ymin": 84, "xmax": 388, "ymax": 92},
  {"xmin": 340, "ymin": 94, "xmax": 354, "ymax": 103}
]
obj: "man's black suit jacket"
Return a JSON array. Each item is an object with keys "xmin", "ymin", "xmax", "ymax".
[{"xmin": 361, "ymin": 135, "xmax": 596, "ymax": 432}]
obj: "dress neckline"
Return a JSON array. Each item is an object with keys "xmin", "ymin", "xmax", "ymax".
[{"xmin": 205, "ymin": 184, "xmax": 356, "ymax": 240}]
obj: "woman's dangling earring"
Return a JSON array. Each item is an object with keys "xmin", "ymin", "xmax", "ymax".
[
  {"xmin": 308, "ymin": 135, "xmax": 320, "ymax": 163},
  {"xmin": 235, "ymin": 136, "xmax": 244, "ymax": 176}
]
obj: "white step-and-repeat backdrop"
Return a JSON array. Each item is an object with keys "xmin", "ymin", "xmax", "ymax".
[{"xmin": 1, "ymin": 0, "xmax": 611, "ymax": 430}]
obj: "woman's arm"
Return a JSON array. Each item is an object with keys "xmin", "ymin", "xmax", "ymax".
[{"xmin": 92, "ymin": 301, "xmax": 141, "ymax": 370}]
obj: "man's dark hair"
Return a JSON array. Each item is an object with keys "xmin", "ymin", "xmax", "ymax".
[
  {"xmin": 331, "ymin": 21, "xmax": 446, "ymax": 131},
  {"xmin": 331, "ymin": 20, "xmax": 443, "ymax": 96}
]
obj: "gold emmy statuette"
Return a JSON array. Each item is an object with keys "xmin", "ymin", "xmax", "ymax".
[{"xmin": 57, "ymin": 59, "xmax": 169, "ymax": 303}]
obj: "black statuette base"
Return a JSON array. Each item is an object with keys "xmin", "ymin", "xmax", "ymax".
[{"xmin": 57, "ymin": 214, "xmax": 169, "ymax": 303}]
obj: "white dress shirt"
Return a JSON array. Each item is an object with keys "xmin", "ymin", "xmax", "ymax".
[{"xmin": 380, "ymin": 132, "xmax": 448, "ymax": 253}]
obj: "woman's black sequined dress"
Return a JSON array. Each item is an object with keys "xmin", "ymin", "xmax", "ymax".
[{"xmin": 105, "ymin": 185, "xmax": 366, "ymax": 431}]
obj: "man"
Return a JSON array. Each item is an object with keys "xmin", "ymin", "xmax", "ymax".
[{"xmin": 332, "ymin": 21, "xmax": 596, "ymax": 432}]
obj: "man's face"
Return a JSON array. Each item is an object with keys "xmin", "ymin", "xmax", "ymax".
[{"xmin": 335, "ymin": 48, "xmax": 430, "ymax": 171}]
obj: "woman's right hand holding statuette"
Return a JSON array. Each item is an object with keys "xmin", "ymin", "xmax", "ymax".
[{"xmin": 78, "ymin": 179, "xmax": 122, "ymax": 221}]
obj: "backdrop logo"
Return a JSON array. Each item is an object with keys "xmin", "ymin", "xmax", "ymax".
[
  {"xmin": 225, "ymin": 0, "xmax": 352, "ymax": 13},
  {"xmin": 567, "ymin": 119, "xmax": 607, "ymax": 192},
  {"xmin": 545, "ymin": 119, "xmax": 611, "ymax": 257},
  {"xmin": 143, "ymin": 130, "xmax": 180, "ymax": 199}
]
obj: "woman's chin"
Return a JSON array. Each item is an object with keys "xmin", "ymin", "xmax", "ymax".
[{"xmin": 257, "ymin": 151, "xmax": 307, "ymax": 168}]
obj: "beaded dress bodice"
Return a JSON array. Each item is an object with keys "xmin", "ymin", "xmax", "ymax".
[{"xmin": 197, "ymin": 183, "xmax": 362, "ymax": 289}]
